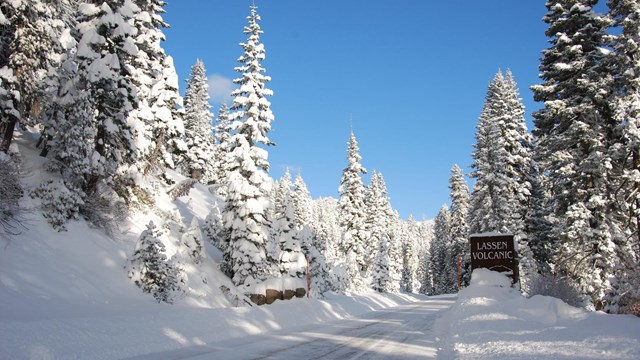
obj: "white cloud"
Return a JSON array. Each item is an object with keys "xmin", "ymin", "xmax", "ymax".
[{"xmin": 207, "ymin": 74, "xmax": 234, "ymax": 104}]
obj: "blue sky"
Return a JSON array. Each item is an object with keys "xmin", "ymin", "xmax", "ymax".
[{"xmin": 162, "ymin": 1, "xmax": 550, "ymax": 220}]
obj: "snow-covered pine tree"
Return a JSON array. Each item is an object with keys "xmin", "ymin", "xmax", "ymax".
[
  {"xmin": 531, "ymin": 0, "xmax": 618, "ymax": 309},
  {"xmin": 74, "ymin": 0, "xmax": 140, "ymax": 197},
  {"xmin": 338, "ymin": 130, "xmax": 368, "ymax": 291},
  {"xmin": 429, "ymin": 204, "xmax": 451, "ymax": 295},
  {"xmin": 128, "ymin": 220, "xmax": 184, "ymax": 303},
  {"xmin": 212, "ymin": 103, "xmax": 232, "ymax": 194},
  {"xmin": 130, "ymin": 0, "xmax": 186, "ymax": 176},
  {"xmin": 273, "ymin": 171, "xmax": 305, "ymax": 279},
  {"xmin": 292, "ymin": 173, "xmax": 313, "ymax": 229},
  {"xmin": 179, "ymin": 217, "xmax": 205, "ymax": 265},
  {"xmin": 181, "ymin": 59, "xmax": 214, "ymax": 182},
  {"xmin": 448, "ymin": 164, "xmax": 471, "ymax": 288},
  {"xmin": 0, "ymin": 0, "xmax": 71, "ymax": 153},
  {"xmin": 469, "ymin": 70, "xmax": 533, "ymax": 235},
  {"xmin": 222, "ymin": 4, "xmax": 277, "ymax": 291},
  {"xmin": 366, "ymin": 171, "xmax": 393, "ymax": 292},
  {"xmin": 606, "ymin": 0, "xmax": 640, "ymax": 313},
  {"xmin": 469, "ymin": 69, "xmax": 537, "ymax": 287}
]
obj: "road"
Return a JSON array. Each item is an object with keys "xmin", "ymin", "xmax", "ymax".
[{"xmin": 127, "ymin": 295, "xmax": 456, "ymax": 360}]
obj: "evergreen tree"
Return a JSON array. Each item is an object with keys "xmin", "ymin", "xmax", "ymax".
[
  {"xmin": 469, "ymin": 70, "xmax": 533, "ymax": 235},
  {"xmin": 74, "ymin": 0, "xmax": 140, "ymax": 195},
  {"xmin": 606, "ymin": 0, "xmax": 640, "ymax": 313},
  {"xmin": 293, "ymin": 173, "xmax": 313, "ymax": 229},
  {"xmin": 179, "ymin": 217, "xmax": 205, "ymax": 265},
  {"xmin": 273, "ymin": 171, "xmax": 305, "ymax": 279},
  {"xmin": 366, "ymin": 171, "xmax": 394, "ymax": 292},
  {"xmin": 212, "ymin": 102, "xmax": 232, "ymax": 192},
  {"xmin": 181, "ymin": 59, "xmax": 214, "ymax": 182},
  {"xmin": 429, "ymin": 205, "xmax": 451, "ymax": 295},
  {"xmin": 531, "ymin": 0, "xmax": 618, "ymax": 309},
  {"xmin": 1, "ymin": 0, "xmax": 71, "ymax": 153},
  {"xmin": 338, "ymin": 130, "xmax": 368, "ymax": 290},
  {"xmin": 448, "ymin": 165, "xmax": 471, "ymax": 288},
  {"xmin": 131, "ymin": 0, "xmax": 186, "ymax": 175},
  {"xmin": 128, "ymin": 221, "xmax": 183, "ymax": 303},
  {"xmin": 222, "ymin": 4, "xmax": 276, "ymax": 290}
]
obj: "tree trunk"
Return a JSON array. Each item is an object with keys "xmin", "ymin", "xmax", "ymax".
[{"xmin": 1, "ymin": 118, "xmax": 17, "ymax": 153}]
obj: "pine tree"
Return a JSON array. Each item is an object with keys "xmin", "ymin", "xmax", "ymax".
[
  {"xmin": 128, "ymin": 221, "xmax": 183, "ymax": 303},
  {"xmin": 130, "ymin": 0, "xmax": 186, "ymax": 175},
  {"xmin": 74, "ymin": 0, "xmax": 140, "ymax": 196},
  {"xmin": 470, "ymin": 70, "xmax": 533, "ymax": 235},
  {"xmin": 293, "ymin": 173, "xmax": 313, "ymax": 229},
  {"xmin": 181, "ymin": 59, "xmax": 214, "ymax": 182},
  {"xmin": 429, "ymin": 205, "xmax": 451, "ymax": 295},
  {"xmin": 179, "ymin": 217, "xmax": 205, "ymax": 265},
  {"xmin": 448, "ymin": 164, "xmax": 470, "ymax": 288},
  {"xmin": 1, "ymin": 0, "xmax": 71, "ymax": 153},
  {"xmin": 212, "ymin": 102, "xmax": 232, "ymax": 192},
  {"xmin": 367, "ymin": 172, "xmax": 394, "ymax": 292},
  {"xmin": 606, "ymin": 0, "xmax": 640, "ymax": 313},
  {"xmin": 222, "ymin": 4, "xmax": 276, "ymax": 290},
  {"xmin": 338, "ymin": 130, "xmax": 368, "ymax": 290},
  {"xmin": 531, "ymin": 0, "xmax": 618, "ymax": 309},
  {"xmin": 273, "ymin": 171, "xmax": 305, "ymax": 279}
]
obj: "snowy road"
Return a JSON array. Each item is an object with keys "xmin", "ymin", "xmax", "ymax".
[{"xmin": 126, "ymin": 295, "xmax": 456, "ymax": 360}]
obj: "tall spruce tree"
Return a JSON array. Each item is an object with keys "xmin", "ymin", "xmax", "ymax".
[
  {"xmin": 74, "ymin": 0, "xmax": 140, "ymax": 195},
  {"xmin": 606, "ymin": 0, "xmax": 640, "ymax": 313},
  {"xmin": 531, "ymin": 0, "xmax": 619, "ymax": 309},
  {"xmin": 366, "ymin": 171, "xmax": 394, "ymax": 292},
  {"xmin": 181, "ymin": 59, "xmax": 214, "ymax": 182},
  {"xmin": 1, "ymin": 0, "xmax": 71, "ymax": 153},
  {"xmin": 130, "ymin": 0, "xmax": 186, "ymax": 175},
  {"xmin": 222, "ymin": 4, "xmax": 276, "ymax": 290},
  {"xmin": 429, "ymin": 204, "xmax": 451, "ymax": 295},
  {"xmin": 469, "ymin": 70, "xmax": 532, "ymax": 235},
  {"xmin": 338, "ymin": 130, "xmax": 368, "ymax": 291},
  {"xmin": 448, "ymin": 164, "xmax": 471, "ymax": 288}
]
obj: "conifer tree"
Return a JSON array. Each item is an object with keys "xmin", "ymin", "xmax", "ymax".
[
  {"xmin": 338, "ymin": 130, "xmax": 368, "ymax": 290},
  {"xmin": 366, "ymin": 171, "xmax": 394, "ymax": 292},
  {"xmin": 1, "ymin": 0, "xmax": 71, "ymax": 153},
  {"xmin": 222, "ymin": 4, "xmax": 276, "ymax": 290},
  {"xmin": 131, "ymin": 0, "xmax": 186, "ymax": 175},
  {"xmin": 606, "ymin": 0, "xmax": 640, "ymax": 313},
  {"xmin": 448, "ymin": 165, "xmax": 471, "ymax": 288},
  {"xmin": 74, "ymin": 0, "xmax": 140, "ymax": 195},
  {"xmin": 128, "ymin": 221, "xmax": 183, "ymax": 303},
  {"xmin": 212, "ymin": 103, "xmax": 231, "ymax": 191},
  {"xmin": 470, "ymin": 70, "xmax": 533, "ymax": 235},
  {"xmin": 182, "ymin": 59, "xmax": 214, "ymax": 182},
  {"xmin": 531, "ymin": 0, "xmax": 618, "ymax": 309},
  {"xmin": 429, "ymin": 205, "xmax": 451, "ymax": 295},
  {"xmin": 293, "ymin": 173, "xmax": 313, "ymax": 229}
]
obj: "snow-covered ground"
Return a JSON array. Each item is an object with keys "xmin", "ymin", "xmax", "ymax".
[
  {"xmin": 1, "ymin": 130, "xmax": 639, "ymax": 359},
  {"xmin": 435, "ymin": 269, "xmax": 640, "ymax": 359}
]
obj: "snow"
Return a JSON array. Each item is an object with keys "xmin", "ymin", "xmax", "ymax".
[
  {"xmin": 1, "ymin": 130, "xmax": 639, "ymax": 359},
  {"xmin": 434, "ymin": 269, "xmax": 640, "ymax": 359}
]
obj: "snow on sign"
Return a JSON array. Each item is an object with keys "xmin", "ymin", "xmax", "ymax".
[{"xmin": 469, "ymin": 234, "xmax": 519, "ymax": 284}]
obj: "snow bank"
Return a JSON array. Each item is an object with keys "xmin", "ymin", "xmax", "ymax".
[{"xmin": 435, "ymin": 269, "xmax": 640, "ymax": 359}]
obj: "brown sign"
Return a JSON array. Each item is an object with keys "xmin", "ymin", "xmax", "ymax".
[{"xmin": 469, "ymin": 234, "xmax": 519, "ymax": 283}]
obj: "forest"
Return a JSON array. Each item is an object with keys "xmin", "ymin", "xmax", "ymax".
[{"xmin": 1, "ymin": 0, "xmax": 639, "ymax": 316}]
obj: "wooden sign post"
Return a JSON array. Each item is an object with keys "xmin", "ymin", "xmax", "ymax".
[{"xmin": 469, "ymin": 233, "xmax": 519, "ymax": 284}]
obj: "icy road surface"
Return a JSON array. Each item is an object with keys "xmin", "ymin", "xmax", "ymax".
[{"xmin": 126, "ymin": 295, "xmax": 456, "ymax": 360}]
